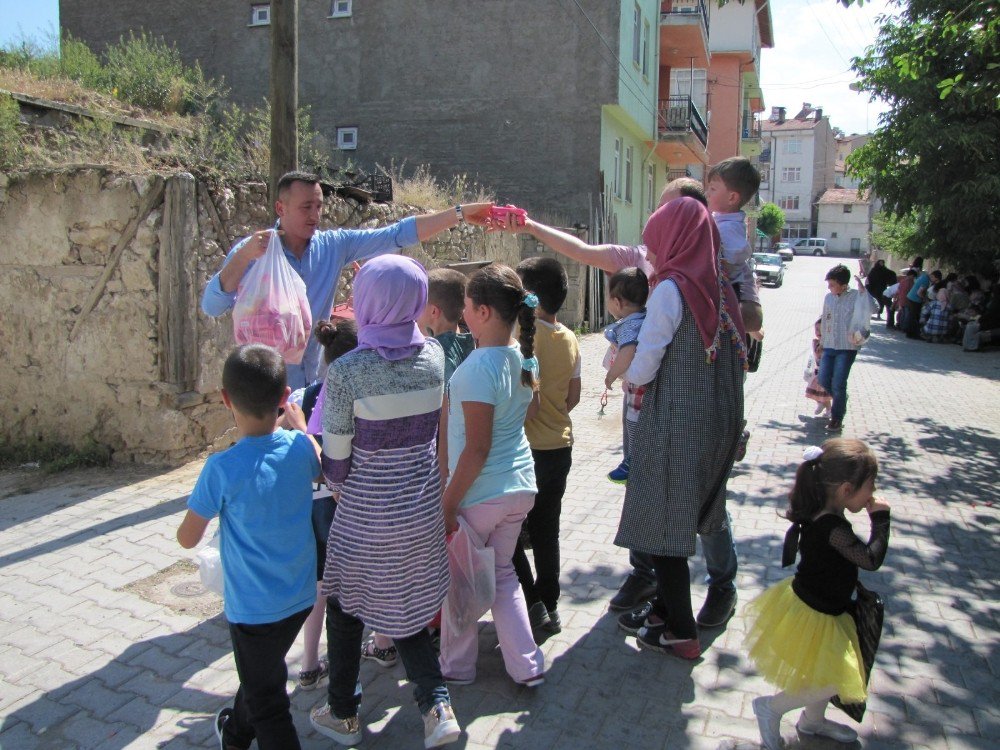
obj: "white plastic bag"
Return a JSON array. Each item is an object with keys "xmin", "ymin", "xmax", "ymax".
[
  {"xmin": 196, "ymin": 534, "xmax": 224, "ymax": 596},
  {"xmin": 232, "ymin": 231, "xmax": 312, "ymax": 364},
  {"xmin": 848, "ymin": 289, "xmax": 875, "ymax": 347},
  {"xmin": 804, "ymin": 350, "xmax": 817, "ymax": 383},
  {"xmin": 442, "ymin": 517, "xmax": 495, "ymax": 634}
]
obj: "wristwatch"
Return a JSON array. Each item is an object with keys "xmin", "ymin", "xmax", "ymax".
[{"xmin": 454, "ymin": 204, "xmax": 464, "ymax": 223}]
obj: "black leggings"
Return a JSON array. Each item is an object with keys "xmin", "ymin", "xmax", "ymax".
[{"xmin": 649, "ymin": 555, "xmax": 696, "ymax": 639}]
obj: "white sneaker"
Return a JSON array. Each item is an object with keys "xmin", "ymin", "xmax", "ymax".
[
  {"xmin": 423, "ymin": 701, "xmax": 461, "ymax": 748},
  {"xmin": 796, "ymin": 714, "xmax": 858, "ymax": 743},
  {"xmin": 310, "ymin": 703, "xmax": 362, "ymax": 746},
  {"xmin": 752, "ymin": 696, "xmax": 785, "ymax": 750}
]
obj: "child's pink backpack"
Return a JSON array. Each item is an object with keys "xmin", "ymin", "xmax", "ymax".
[{"xmin": 232, "ymin": 231, "xmax": 312, "ymax": 364}]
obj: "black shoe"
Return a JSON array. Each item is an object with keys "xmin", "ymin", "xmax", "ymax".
[
  {"xmin": 609, "ymin": 574, "xmax": 658, "ymax": 611},
  {"xmin": 543, "ymin": 607, "xmax": 562, "ymax": 634},
  {"xmin": 214, "ymin": 707, "xmax": 234, "ymax": 750},
  {"xmin": 617, "ymin": 598, "xmax": 657, "ymax": 634},
  {"xmin": 696, "ymin": 588, "xmax": 737, "ymax": 628},
  {"xmin": 825, "ymin": 419, "xmax": 843, "ymax": 432},
  {"xmin": 527, "ymin": 601, "xmax": 550, "ymax": 630}
]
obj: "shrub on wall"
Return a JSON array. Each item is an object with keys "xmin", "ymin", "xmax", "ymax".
[{"xmin": 0, "ymin": 93, "xmax": 22, "ymax": 168}]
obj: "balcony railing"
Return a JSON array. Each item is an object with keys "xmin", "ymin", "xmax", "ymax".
[
  {"xmin": 660, "ymin": 0, "xmax": 710, "ymax": 37},
  {"xmin": 658, "ymin": 96, "xmax": 709, "ymax": 149},
  {"xmin": 667, "ymin": 168, "xmax": 693, "ymax": 181}
]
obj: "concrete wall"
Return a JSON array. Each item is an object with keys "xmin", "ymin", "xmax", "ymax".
[
  {"xmin": 818, "ymin": 203, "xmax": 871, "ymax": 255},
  {"xmin": 706, "ymin": 55, "xmax": 743, "ymax": 163},
  {"xmin": 0, "ymin": 168, "xmax": 520, "ymax": 463},
  {"xmin": 707, "ymin": 0, "xmax": 758, "ymax": 53},
  {"xmin": 600, "ymin": 107, "xmax": 664, "ymax": 245},
  {"xmin": 617, "ymin": 0, "xmax": 659, "ymax": 138},
  {"xmin": 61, "ymin": 0, "xmax": 621, "ymax": 227}
]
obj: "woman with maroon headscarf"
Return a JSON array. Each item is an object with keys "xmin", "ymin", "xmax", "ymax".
[{"xmin": 614, "ymin": 197, "xmax": 747, "ymax": 660}]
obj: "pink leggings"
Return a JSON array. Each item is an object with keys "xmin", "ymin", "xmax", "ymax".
[{"xmin": 439, "ymin": 492, "xmax": 544, "ymax": 684}]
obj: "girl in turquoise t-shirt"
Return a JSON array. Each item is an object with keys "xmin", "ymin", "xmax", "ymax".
[{"xmin": 439, "ymin": 263, "xmax": 545, "ymax": 687}]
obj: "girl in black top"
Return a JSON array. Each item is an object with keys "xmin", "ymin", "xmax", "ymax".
[{"xmin": 745, "ymin": 438, "xmax": 890, "ymax": 750}]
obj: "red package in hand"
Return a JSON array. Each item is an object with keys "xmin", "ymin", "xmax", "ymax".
[{"xmin": 487, "ymin": 204, "xmax": 527, "ymax": 228}]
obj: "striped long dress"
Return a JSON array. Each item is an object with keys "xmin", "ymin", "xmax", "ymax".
[{"xmin": 320, "ymin": 339, "xmax": 449, "ymax": 638}]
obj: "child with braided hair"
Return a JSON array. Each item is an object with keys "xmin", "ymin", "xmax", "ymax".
[{"xmin": 438, "ymin": 263, "xmax": 546, "ymax": 687}]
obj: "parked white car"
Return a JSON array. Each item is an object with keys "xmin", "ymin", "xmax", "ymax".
[{"xmin": 751, "ymin": 252, "xmax": 785, "ymax": 287}]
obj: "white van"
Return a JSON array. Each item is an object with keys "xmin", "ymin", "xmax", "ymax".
[{"xmin": 793, "ymin": 238, "xmax": 828, "ymax": 256}]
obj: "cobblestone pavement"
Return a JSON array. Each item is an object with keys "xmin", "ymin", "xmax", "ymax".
[{"xmin": 1, "ymin": 257, "xmax": 998, "ymax": 750}]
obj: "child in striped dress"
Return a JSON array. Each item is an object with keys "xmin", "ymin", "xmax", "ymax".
[{"xmin": 309, "ymin": 255, "xmax": 460, "ymax": 749}]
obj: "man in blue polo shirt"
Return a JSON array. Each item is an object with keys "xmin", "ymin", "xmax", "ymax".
[{"xmin": 202, "ymin": 171, "xmax": 491, "ymax": 388}]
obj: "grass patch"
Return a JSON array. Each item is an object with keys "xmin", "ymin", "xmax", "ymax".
[
  {"xmin": 380, "ymin": 161, "xmax": 494, "ymax": 209},
  {"xmin": 0, "ymin": 440, "xmax": 113, "ymax": 474},
  {"xmin": 1, "ymin": 33, "xmax": 495, "ymax": 209}
]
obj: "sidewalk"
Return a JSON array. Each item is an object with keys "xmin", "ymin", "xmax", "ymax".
[{"xmin": 1, "ymin": 257, "xmax": 997, "ymax": 749}]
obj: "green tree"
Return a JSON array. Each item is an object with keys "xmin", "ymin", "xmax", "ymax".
[
  {"xmin": 846, "ymin": 1, "xmax": 1000, "ymax": 272},
  {"xmin": 871, "ymin": 210, "xmax": 920, "ymax": 262},
  {"xmin": 756, "ymin": 202, "xmax": 785, "ymax": 238}
]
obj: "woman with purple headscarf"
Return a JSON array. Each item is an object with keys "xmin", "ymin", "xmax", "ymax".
[{"xmin": 309, "ymin": 255, "xmax": 461, "ymax": 748}]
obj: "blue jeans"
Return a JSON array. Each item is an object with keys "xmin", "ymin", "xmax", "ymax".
[
  {"xmin": 817, "ymin": 348, "xmax": 858, "ymax": 422},
  {"xmin": 630, "ymin": 511, "xmax": 738, "ymax": 593},
  {"xmin": 325, "ymin": 598, "xmax": 449, "ymax": 718}
]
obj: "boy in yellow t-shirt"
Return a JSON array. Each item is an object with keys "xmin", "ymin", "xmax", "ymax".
[{"xmin": 511, "ymin": 256, "xmax": 581, "ymax": 634}]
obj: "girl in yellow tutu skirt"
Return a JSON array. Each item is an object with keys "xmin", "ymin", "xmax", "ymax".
[{"xmin": 745, "ymin": 438, "xmax": 891, "ymax": 750}]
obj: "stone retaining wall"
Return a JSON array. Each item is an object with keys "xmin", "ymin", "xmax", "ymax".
[{"xmin": 0, "ymin": 168, "xmax": 521, "ymax": 463}]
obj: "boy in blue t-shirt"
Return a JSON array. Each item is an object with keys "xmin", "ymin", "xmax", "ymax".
[{"xmin": 177, "ymin": 344, "xmax": 320, "ymax": 750}]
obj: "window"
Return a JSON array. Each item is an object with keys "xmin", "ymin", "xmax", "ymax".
[
  {"xmin": 336, "ymin": 126, "xmax": 358, "ymax": 150},
  {"xmin": 782, "ymin": 225, "xmax": 810, "ymax": 240},
  {"xmin": 330, "ymin": 0, "xmax": 352, "ymax": 17},
  {"xmin": 669, "ymin": 68, "xmax": 708, "ymax": 113},
  {"xmin": 633, "ymin": 4, "xmax": 642, "ymax": 67},
  {"xmin": 625, "ymin": 146, "xmax": 634, "ymax": 203},
  {"xmin": 613, "ymin": 138, "xmax": 623, "ymax": 198},
  {"xmin": 851, "ymin": 238, "xmax": 862, "ymax": 252},
  {"xmin": 642, "ymin": 21, "xmax": 650, "ymax": 78},
  {"xmin": 759, "ymin": 167, "xmax": 770, "ymax": 184},
  {"xmin": 778, "ymin": 195, "xmax": 800, "ymax": 210},
  {"xmin": 843, "ymin": 204, "xmax": 853, "ymax": 213},
  {"xmin": 783, "ymin": 139, "xmax": 802, "ymax": 155},
  {"xmin": 781, "ymin": 167, "xmax": 801, "ymax": 183},
  {"xmin": 646, "ymin": 164, "xmax": 655, "ymax": 214},
  {"xmin": 250, "ymin": 4, "xmax": 270, "ymax": 26},
  {"xmin": 831, "ymin": 232, "xmax": 838, "ymax": 238}
]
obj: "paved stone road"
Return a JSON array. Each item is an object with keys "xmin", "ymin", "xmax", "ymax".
[{"xmin": 1, "ymin": 256, "xmax": 998, "ymax": 749}]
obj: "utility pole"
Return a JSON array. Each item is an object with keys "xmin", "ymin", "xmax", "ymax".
[{"xmin": 269, "ymin": 0, "xmax": 298, "ymax": 204}]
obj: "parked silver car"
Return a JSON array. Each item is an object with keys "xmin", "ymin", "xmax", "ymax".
[{"xmin": 773, "ymin": 242, "xmax": 794, "ymax": 262}]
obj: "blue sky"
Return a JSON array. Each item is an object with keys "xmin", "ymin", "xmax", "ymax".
[
  {"xmin": 0, "ymin": 0, "xmax": 59, "ymax": 48},
  {"xmin": 760, "ymin": 0, "xmax": 894, "ymax": 136},
  {"xmin": 2, "ymin": 0, "xmax": 889, "ymax": 135}
]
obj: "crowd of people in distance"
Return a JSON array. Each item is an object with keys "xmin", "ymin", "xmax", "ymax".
[{"xmin": 861, "ymin": 254, "xmax": 1000, "ymax": 350}]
